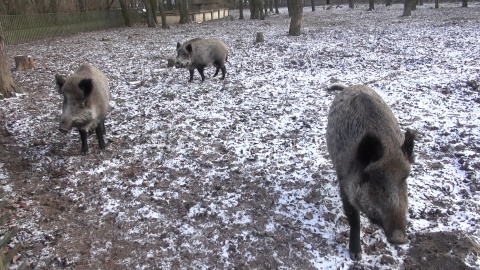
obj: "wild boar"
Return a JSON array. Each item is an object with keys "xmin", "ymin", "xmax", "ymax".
[
  {"xmin": 326, "ymin": 84, "xmax": 415, "ymax": 260},
  {"xmin": 175, "ymin": 38, "xmax": 228, "ymax": 82},
  {"xmin": 55, "ymin": 63, "xmax": 110, "ymax": 154}
]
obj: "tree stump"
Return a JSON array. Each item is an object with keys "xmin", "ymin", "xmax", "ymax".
[
  {"xmin": 14, "ymin": 55, "xmax": 35, "ymax": 71},
  {"xmin": 256, "ymin": 32, "xmax": 265, "ymax": 43}
]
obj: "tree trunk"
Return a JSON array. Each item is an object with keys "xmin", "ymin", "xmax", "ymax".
[
  {"xmin": 259, "ymin": 0, "xmax": 265, "ymax": 19},
  {"xmin": 158, "ymin": 0, "xmax": 168, "ymax": 29},
  {"xmin": 249, "ymin": 0, "xmax": 255, "ymax": 19},
  {"xmin": 403, "ymin": 0, "xmax": 411, "ymax": 16},
  {"xmin": 349, "ymin": 0, "xmax": 354, "ymax": 9},
  {"xmin": 150, "ymin": 0, "xmax": 158, "ymax": 24},
  {"xmin": 411, "ymin": 0, "xmax": 417, "ymax": 11},
  {"xmin": 385, "ymin": 0, "xmax": 391, "ymax": 6},
  {"xmin": 142, "ymin": 0, "xmax": 156, "ymax": 27},
  {"xmin": 274, "ymin": 0, "xmax": 279, "ymax": 14},
  {"xmin": 434, "ymin": 0, "xmax": 439, "ymax": 8},
  {"xmin": 311, "ymin": 0, "xmax": 315, "ymax": 11},
  {"xmin": 287, "ymin": 0, "xmax": 293, "ymax": 17},
  {"xmin": 288, "ymin": 0, "xmax": 303, "ymax": 36},
  {"xmin": 462, "ymin": 0, "xmax": 467, "ymax": 7},
  {"xmin": 178, "ymin": 0, "xmax": 190, "ymax": 24},
  {"xmin": 250, "ymin": 0, "xmax": 261, "ymax": 19},
  {"xmin": 119, "ymin": 0, "xmax": 132, "ymax": 27},
  {"xmin": 78, "ymin": 0, "xmax": 86, "ymax": 11},
  {"xmin": 269, "ymin": 0, "xmax": 273, "ymax": 12},
  {"xmin": 239, "ymin": 0, "xmax": 244, "ymax": 19},
  {"xmin": 368, "ymin": 0, "xmax": 374, "ymax": 10},
  {"xmin": 0, "ymin": 33, "xmax": 21, "ymax": 99}
]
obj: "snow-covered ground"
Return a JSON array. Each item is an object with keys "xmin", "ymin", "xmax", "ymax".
[{"xmin": 1, "ymin": 3, "xmax": 480, "ymax": 269}]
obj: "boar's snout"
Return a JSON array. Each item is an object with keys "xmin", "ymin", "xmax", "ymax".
[
  {"xmin": 59, "ymin": 120, "xmax": 72, "ymax": 134},
  {"xmin": 58, "ymin": 126, "xmax": 70, "ymax": 134},
  {"xmin": 387, "ymin": 229, "xmax": 408, "ymax": 245}
]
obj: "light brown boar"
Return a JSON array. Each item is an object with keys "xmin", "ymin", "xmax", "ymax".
[
  {"xmin": 326, "ymin": 84, "xmax": 415, "ymax": 260},
  {"xmin": 55, "ymin": 63, "xmax": 110, "ymax": 154}
]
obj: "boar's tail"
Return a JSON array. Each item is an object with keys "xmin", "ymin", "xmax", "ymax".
[{"xmin": 327, "ymin": 84, "xmax": 347, "ymax": 91}]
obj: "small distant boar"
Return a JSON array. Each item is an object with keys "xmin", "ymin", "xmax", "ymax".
[
  {"xmin": 175, "ymin": 38, "xmax": 228, "ymax": 82},
  {"xmin": 326, "ymin": 84, "xmax": 415, "ymax": 260},
  {"xmin": 55, "ymin": 63, "xmax": 110, "ymax": 154}
]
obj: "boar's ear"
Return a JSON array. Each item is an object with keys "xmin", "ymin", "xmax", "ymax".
[
  {"xmin": 55, "ymin": 74, "xmax": 65, "ymax": 93},
  {"xmin": 186, "ymin": 44, "xmax": 193, "ymax": 53},
  {"xmin": 402, "ymin": 129, "xmax": 415, "ymax": 163},
  {"xmin": 177, "ymin": 42, "xmax": 181, "ymax": 49},
  {"xmin": 357, "ymin": 133, "xmax": 384, "ymax": 166},
  {"xmin": 78, "ymin": 79, "xmax": 93, "ymax": 97}
]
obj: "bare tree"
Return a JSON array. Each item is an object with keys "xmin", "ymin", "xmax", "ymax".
[
  {"xmin": 386, "ymin": 0, "xmax": 392, "ymax": 6},
  {"xmin": 349, "ymin": 0, "xmax": 354, "ymax": 9},
  {"xmin": 403, "ymin": 0, "xmax": 412, "ymax": 16},
  {"xmin": 368, "ymin": 0, "xmax": 374, "ymax": 10},
  {"xmin": 178, "ymin": 0, "xmax": 190, "ymax": 24},
  {"xmin": 150, "ymin": 0, "xmax": 159, "ymax": 24},
  {"xmin": 0, "ymin": 32, "xmax": 21, "ymax": 99},
  {"xmin": 157, "ymin": 0, "xmax": 168, "ymax": 29},
  {"xmin": 311, "ymin": 0, "xmax": 315, "ymax": 11},
  {"xmin": 288, "ymin": 0, "xmax": 303, "ymax": 36},
  {"xmin": 462, "ymin": 0, "xmax": 468, "ymax": 7},
  {"xmin": 435, "ymin": 0, "xmax": 439, "ymax": 8},
  {"xmin": 287, "ymin": 0, "xmax": 293, "ymax": 17},
  {"xmin": 78, "ymin": 0, "xmax": 86, "ymax": 11},
  {"xmin": 142, "ymin": 0, "xmax": 156, "ymax": 27},
  {"xmin": 239, "ymin": 0, "xmax": 244, "ymax": 19},
  {"xmin": 250, "ymin": 0, "xmax": 263, "ymax": 19},
  {"xmin": 119, "ymin": 0, "xmax": 132, "ymax": 27},
  {"xmin": 274, "ymin": 0, "xmax": 279, "ymax": 14}
]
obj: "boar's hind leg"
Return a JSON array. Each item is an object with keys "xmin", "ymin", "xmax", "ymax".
[
  {"xmin": 220, "ymin": 66, "xmax": 226, "ymax": 80},
  {"xmin": 213, "ymin": 67, "xmax": 220, "ymax": 77},
  {"xmin": 341, "ymin": 190, "xmax": 362, "ymax": 260},
  {"xmin": 79, "ymin": 129, "xmax": 89, "ymax": 154},
  {"xmin": 213, "ymin": 61, "xmax": 226, "ymax": 80},
  {"xmin": 95, "ymin": 123, "xmax": 106, "ymax": 150}
]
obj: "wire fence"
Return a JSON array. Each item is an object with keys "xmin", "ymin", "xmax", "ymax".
[{"xmin": 0, "ymin": 10, "xmax": 143, "ymax": 45}]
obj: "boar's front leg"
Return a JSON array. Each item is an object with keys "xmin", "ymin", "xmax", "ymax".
[
  {"xmin": 197, "ymin": 66, "xmax": 205, "ymax": 81},
  {"xmin": 188, "ymin": 69, "xmax": 195, "ymax": 82},
  {"xmin": 341, "ymin": 190, "xmax": 362, "ymax": 260},
  {"xmin": 95, "ymin": 122, "xmax": 106, "ymax": 150},
  {"xmin": 79, "ymin": 129, "xmax": 89, "ymax": 154}
]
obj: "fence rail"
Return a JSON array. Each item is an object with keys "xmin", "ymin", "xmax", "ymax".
[{"xmin": 0, "ymin": 10, "xmax": 142, "ymax": 45}]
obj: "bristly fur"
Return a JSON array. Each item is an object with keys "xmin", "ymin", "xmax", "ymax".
[
  {"xmin": 55, "ymin": 63, "xmax": 110, "ymax": 153},
  {"xmin": 326, "ymin": 84, "xmax": 415, "ymax": 260}
]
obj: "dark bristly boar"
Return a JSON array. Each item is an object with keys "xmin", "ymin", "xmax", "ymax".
[
  {"xmin": 326, "ymin": 84, "xmax": 415, "ymax": 260},
  {"xmin": 55, "ymin": 63, "xmax": 110, "ymax": 154},
  {"xmin": 175, "ymin": 38, "xmax": 228, "ymax": 82}
]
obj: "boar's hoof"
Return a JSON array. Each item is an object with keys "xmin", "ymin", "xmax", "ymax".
[
  {"xmin": 349, "ymin": 251, "xmax": 362, "ymax": 261},
  {"xmin": 387, "ymin": 230, "xmax": 408, "ymax": 245}
]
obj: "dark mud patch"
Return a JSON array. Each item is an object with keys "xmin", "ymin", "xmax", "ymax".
[{"xmin": 403, "ymin": 231, "xmax": 480, "ymax": 270}]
